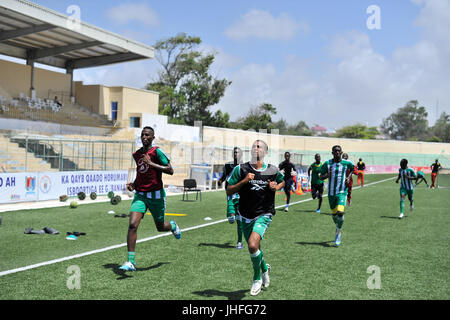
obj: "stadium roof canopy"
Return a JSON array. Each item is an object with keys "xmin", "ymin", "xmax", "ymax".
[{"xmin": 0, "ymin": 0, "xmax": 154, "ymax": 70}]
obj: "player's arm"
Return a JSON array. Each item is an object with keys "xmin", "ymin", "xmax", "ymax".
[
  {"xmin": 226, "ymin": 166, "xmax": 253, "ymax": 196},
  {"xmin": 395, "ymin": 173, "xmax": 401, "ymax": 183},
  {"xmin": 143, "ymin": 150, "xmax": 174, "ymax": 175},
  {"xmin": 269, "ymin": 171, "xmax": 285, "ymax": 191},
  {"xmin": 218, "ymin": 165, "xmax": 227, "ymax": 186},
  {"xmin": 319, "ymin": 163, "xmax": 329, "ymax": 180}
]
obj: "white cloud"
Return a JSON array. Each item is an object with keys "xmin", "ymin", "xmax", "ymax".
[
  {"xmin": 225, "ymin": 10, "xmax": 309, "ymax": 41},
  {"xmin": 216, "ymin": 14, "xmax": 450, "ymax": 130},
  {"xmin": 106, "ymin": 3, "xmax": 159, "ymax": 26}
]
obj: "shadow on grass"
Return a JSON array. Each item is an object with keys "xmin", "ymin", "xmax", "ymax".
[
  {"xmin": 380, "ymin": 216, "xmax": 404, "ymax": 219},
  {"xmin": 103, "ymin": 262, "xmax": 171, "ymax": 280},
  {"xmin": 296, "ymin": 240, "xmax": 335, "ymax": 248},
  {"xmin": 198, "ymin": 242, "xmax": 235, "ymax": 249},
  {"xmin": 192, "ymin": 289, "xmax": 248, "ymax": 300}
]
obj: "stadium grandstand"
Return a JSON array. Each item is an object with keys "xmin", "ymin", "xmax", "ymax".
[{"xmin": 0, "ymin": 0, "xmax": 448, "ymax": 204}]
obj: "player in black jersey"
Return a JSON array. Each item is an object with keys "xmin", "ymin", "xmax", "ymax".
[
  {"xmin": 227, "ymin": 140, "xmax": 284, "ymax": 296},
  {"xmin": 279, "ymin": 151, "xmax": 297, "ymax": 212},
  {"xmin": 218, "ymin": 147, "xmax": 244, "ymax": 249}
]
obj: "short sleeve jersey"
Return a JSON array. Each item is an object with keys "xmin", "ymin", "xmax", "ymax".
[
  {"xmin": 223, "ymin": 161, "xmax": 241, "ymax": 200},
  {"xmin": 278, "ymin": 160, "xmax": 296, "ymax": 180},
  {"xmin": 399, "ymin": 168, "xmax": 416, "ymax": 191},
  {"xmin": 132, "ymin": 146, "xmax": 170, "ymax": 192},
  {"xmin": 309, "ymin": 162, "xmax": 324, "ymax": 185},
  {"xmin": 227, "ymin": 162, "xmax": 284, "ymax": 219},
  {"xmin": 357, "ymin": 161, "xmax": 366, "ymax": 171},
  {"xmin": 431, "ymin": 162, "xmax": 441, "ymax": 173},
  {"xmin": 320, "ymin": 159, "xmax": 354, "ymax": 196}
]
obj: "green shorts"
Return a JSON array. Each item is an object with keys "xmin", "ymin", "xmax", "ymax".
[
  {"xmin": 130, "ymin": 190, "xmax": 166, "ymax": 223},
  {"xmin": 239, "ymin": 214, "xmax": 272, "ymax": 242},
  {"xmin": 328, "ymin": 193, "xmax": 347, "ymax": 214},
  {"xmin": 400, "ymin": 188, "xmax": 414, "ymax": 199}
]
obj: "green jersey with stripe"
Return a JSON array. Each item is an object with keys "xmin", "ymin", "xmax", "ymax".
[
  {"xmin": 320, "ymin": 159, "xmax": 354, "ymax": 196},
  {"xmin": 399, "ymin": 168, "xmax": 416, "ymax": 191}
]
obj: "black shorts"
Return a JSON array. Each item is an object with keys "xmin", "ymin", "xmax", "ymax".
[
  {"xmin": 284, "ymin": 178, "xmax": 294, "ymax": 193},
  {"xmin": 311, "ymin": 183, "xmax": 324, "ymax": 197}
]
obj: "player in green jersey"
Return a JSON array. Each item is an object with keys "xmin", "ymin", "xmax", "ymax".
[
  {"xmin": 308, "ymin": 154, "xmax": 324, "ymax": 213},
  {"xmin": 395, "ymin": 159, "xmax": 416, "ymax": 219},
  {"xmin": 415, "ymin": 170, "xmax": 429, "ymax": 188},
  {"xmin": 227, "ymin": 140, "xmax": 285, "ymax": 296},
  {"xmin": 319, "ymin": 145, "xmax": 354, "ymax": 247}
]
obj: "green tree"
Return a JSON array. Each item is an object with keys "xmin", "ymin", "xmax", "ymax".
[
  {"xmin": 430, "ymin": 112, "xmax": 450, "ymax": 142},
  {"xmin": 146, "ymin": 33, "xmax": 231, "ymax": 126},
  {"xmin": 236, "ymin": 103, "xmax": 277, "ymax": 131},
  {"xmin": 381, "ymin": 100, "xmax": 429, "ymax": 140},
  {"xmin": 334, "ymin": 124, "xmax": 379, "ymax": 139}
]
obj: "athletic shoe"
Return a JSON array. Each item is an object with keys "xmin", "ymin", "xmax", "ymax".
[
  {"xmin": 250, "ymin": 280, "xmax": 263, "ymax": 296},
  {"xmin": 316, "ymin": 208, "xmax": 321, "ymax": 213},
  {"xmin": 399, "ymin": 213, "xmax": 404, "ymax": 219},
  {"xmin": 262, "ymin": 264, "xmax": 271, "ymax": 288},
  {"xmin": 335, "ymin": 229, "xmax": 342, "ymax": 247},
  {"xmin": 236, "ymin": 242, "xmax": 243, "ymax": 250},
  {"xmin": 410, "ymin": 205, "xmax": 414, "ymax": 212},
  {"xmin": 119, "ymin": 261, "xmax": 136, "ymax": 271},
  {"xmin": 171, "ymin": 221, "xmax": 181, "ymax": 239},
  {"xmin": 284, "ymin": 207, "xmax": 289, "ymax": 212}
]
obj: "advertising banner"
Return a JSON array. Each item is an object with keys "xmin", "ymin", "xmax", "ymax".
[{"xmin": 0, "ymin": 170, "xmax": 128, "ymax": 204}]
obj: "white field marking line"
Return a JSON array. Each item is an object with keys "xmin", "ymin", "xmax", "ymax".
[{"xmin": 0, "ymin": 176, "xmax": 394, "ymax": 278}]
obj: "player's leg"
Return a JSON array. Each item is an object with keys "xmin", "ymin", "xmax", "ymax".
[
  {"xmin": 120, "ymin": 194, "xmax": 146, "ymax": 270},
  {"xmin": 330, "ymin": 195, "xmax": 345, "ymax": 246},
  {"xmin": 150, "ymin": 197, "xmax": 181, "ymax": 238},
  {"xmin": 347, "ymin": 184, "xmax": 353, "ymax": 207},
  {"xmin": 245, "ymin": 216, "xmax": 272, "ymax": 295},
  {"xmin": 357, "ymin": 171, "xmax": 361, "ymax": 186},
  {"xmin": 361, "ymin": 172, "xmax": 364, "ymax": 187},
  {"xmin": 311, "ymin": 184, "xmax": 318, "ymax": 200},
  {"xmin": 431, "ymin": 173, "xmax": 437, "ymax": 188},
  {"xmin": 316, "ymin": 184, "xmax": 323, "ymax": 213},
  {"xmin": 399, "ymin": 189, "xmax": 407, "ymax": 218},
  {"xmin": 226, "ymin": 196, "xmax": 236, "ymax": 223},
  {"xmin": 235, "ymin": 202, "xmax": 243, "ymax": 249},
  {"xmin": 408, "ymin": 190, "xmax": 414, "ymax": 211},
  {"xmin": 284, "ymin": 179, "xmax": 292, "ymax": 212}
]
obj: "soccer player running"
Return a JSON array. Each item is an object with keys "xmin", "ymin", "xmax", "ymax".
[
  {"xmin": 308, "ymin": 153, "xmax": 324, "ymax": 213},
  {"xmin": 227, "ymin": 140, "xmax": 285, "ymax": 296},
  {"xmin": 218, "ymin": 147, "xmax": 244, "ymax": 249},
  {"xmin": 430, "ymin": 159, "xmax": 442, "ymax": 189},
  {"xmin": 319, "ymin": 145, "xmax": 354, "ymax": 247},
  {"xmin": 356, "ymin": 158, "xmax": 366, "ymax": 187},
  {"xmin": 278, "ymin": 151, "xmax": 296, "ymax": 212},
  {"xmin": 395, "ymin": 159, "xmax": 416, "ymax": 219},
  {"xmin": 119, "ymin": 126, "xmax": 181, "ymax": 271},
  {"xmin": 342, "ymin": 153, "xmax": 356, "ymax": 207}
]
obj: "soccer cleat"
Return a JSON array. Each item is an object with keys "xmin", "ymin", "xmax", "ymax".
[
  {"xmin": 335, "ymin": 229, "xmax": 342, "ymax": 247},
  {"xmin": 171, "ymin": 221, "xmax": 181, "ymax": 239},
  {"xmin": 119, "ymin": 261, "xmax": 136, "ymax": 271},
  {"xmin": 316, "ymin": 208, "xmax": 321, "ymax": 213},
  {"xmin": 410, "ymin": 205, "xmax": 414, "ymax": 212},
  {"xmin": 236, "ymin": 242, "xmax": 243, "ymax": 250},
  {"xmin": 284, "ymin": 207, "xmax": 289, "ymax": 212},
  {"xmin": 262, "ymin": 264, "xmax": 271, "ymax": 288},
  {"xmin": 250, "ymin": 280, "xmax": 263, "ymax": 296},
  {"xmin": 399, "ymin": 213, "xmax": 404, "ymax": 219}
]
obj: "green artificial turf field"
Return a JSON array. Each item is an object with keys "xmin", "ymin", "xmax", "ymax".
[{"xmin": 0, "ymin": 174, "xmax": 448, "ymax": 300}]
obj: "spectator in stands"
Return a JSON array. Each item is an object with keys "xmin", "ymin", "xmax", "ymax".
[
  {"xmin": 54, "ymin": 96, "xmax": 62, "ymax": 107},
  {"xmin": 1, "ymin": 160, "xmax": 6, "ymax": 173}
]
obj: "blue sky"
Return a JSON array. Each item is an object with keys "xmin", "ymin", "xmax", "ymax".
[{"xmin": 5, "ymin": 0, "xmax": 449, "ymax": 129}]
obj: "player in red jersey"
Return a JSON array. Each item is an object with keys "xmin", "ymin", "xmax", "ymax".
[
  {"xmin": 119, "ymin": 126, "xmax": 181, "ymax": 271},
  {"xmin": 342, "ymin": 153, "xmax": 356, "ymax": 207}
]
